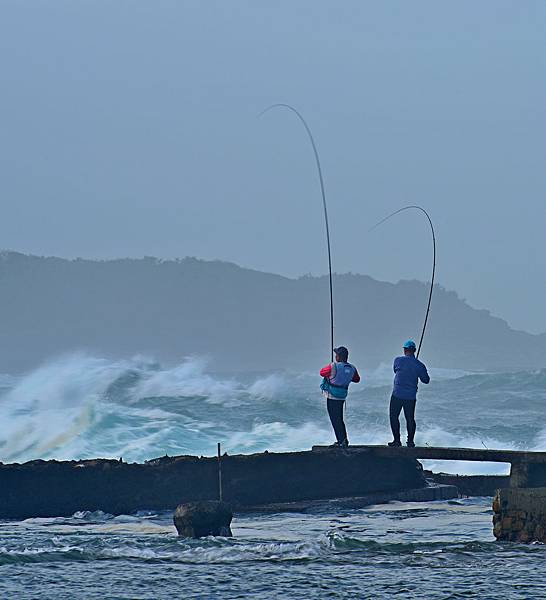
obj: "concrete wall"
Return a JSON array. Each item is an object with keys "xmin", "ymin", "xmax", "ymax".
[
  {"xmin": 0, "ymin": 451, "xmax": 426, "ymax": 519},
  {"xmin": 528, "ymin": 463, "xmax": 546, "ymax": 487},
  {"xmin": 493, "ymin": 487, "xmax": 546, "ymax": 543}
]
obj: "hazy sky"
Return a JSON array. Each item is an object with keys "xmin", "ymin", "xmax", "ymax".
[{"xmin": 1, "ymin": 1, "xmax": 546, "ymax": 333}]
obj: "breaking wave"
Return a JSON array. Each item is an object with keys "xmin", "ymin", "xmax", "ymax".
[{"xmin": 0, "ymin": 354, "xmax": 545, "ymax": 473}]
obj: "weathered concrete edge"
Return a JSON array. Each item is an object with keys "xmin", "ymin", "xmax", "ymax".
[
  {"xmin": 425, "ymin": 471, "xmax": 510, "ymax": 497},
  {"xmin": 239, "ymin": 484, "xmax": 459, "ymax": 513},
  {"xmin": 312, "ymin": 445, "xmax": 546, "ymax": 463}
]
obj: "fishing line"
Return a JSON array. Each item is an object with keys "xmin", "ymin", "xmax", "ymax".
[
  {"xmin": 369, "ymin": 205, "xmax": 436, "ymax": 359},
  {"xmin": 259, "ymin": 104, "xmax": 334, "ymax": 361}
]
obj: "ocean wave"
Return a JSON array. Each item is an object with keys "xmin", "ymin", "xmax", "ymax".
[
  {"xmin": 0, "ymin": 538, "xmax": 326, "ymax": 566},
  {"xmin": 324, "ymin": 531, "xmax": 544, "ymax": 556},
  {"xmin": 0, "ymin": 354, "xmax": 285, "ymax": 463},
  {"xmin": 0, "ymin": 354, "xmax": 545, "ymax": 470},
  {"xmin": 3, "ymin": 533, "xmax": 542, "ymax": 567},
  {"xmin": 225, "ymin": 421, "xmax": 332, "ymax": 454},
  {"xmin": 0, "ymin": 545, "xmax": 87, "ymax": 565}
]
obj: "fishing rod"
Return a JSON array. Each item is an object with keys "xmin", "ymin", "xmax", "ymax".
[
  {"xmin": 369, "ymin": 205, "xmax": 436, "ymax": 359},
  {"xmin": 260, "ymin": 104, "xmax": 335, "ymax": 361}
]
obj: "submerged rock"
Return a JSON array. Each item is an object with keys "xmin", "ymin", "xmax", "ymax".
[{"xmin": 173, "ymin": 500, "xmax": 233, "ymax": 538}]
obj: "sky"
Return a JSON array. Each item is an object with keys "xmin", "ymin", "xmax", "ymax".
[{"xmin": 1, "ymin": 1, "xmax": 545, "ymax": 333}]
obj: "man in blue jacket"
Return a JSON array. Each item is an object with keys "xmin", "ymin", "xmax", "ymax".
[{"xmin": 388, "ymin": 339, "xmax": 430, "ymax": 448}]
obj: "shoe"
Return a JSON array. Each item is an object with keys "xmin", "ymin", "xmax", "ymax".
[
  {"xmin": 406, "ymin": 441, "xmax": 416, "ymax": 448},
  {"xmin": 340, "ymin": 439, "xmax": 349, "ymax": 449},
  {"xmin": 388, "ymin": 440, "xmax": 402, "ymax": 447}
]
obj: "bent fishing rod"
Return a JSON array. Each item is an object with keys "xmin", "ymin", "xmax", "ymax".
[
  {"xmin": 369, "ymin": 205, "xmax": 436, "ymax": 359},
  {"xmin": 260, "ymin": 104, "xmax": 335, "ymax": 361}
]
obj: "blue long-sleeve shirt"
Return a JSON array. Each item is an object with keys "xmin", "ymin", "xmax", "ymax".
[{"xmin": 392, "ymin": 355, "xmax": 430, "ymax": 400}]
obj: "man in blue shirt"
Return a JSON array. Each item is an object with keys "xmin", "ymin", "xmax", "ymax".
[{"xmin": 388, "ymin": 339, "xmax": 430, "ymax": 448}]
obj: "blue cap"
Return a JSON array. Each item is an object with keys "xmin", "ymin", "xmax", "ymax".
[{"xmin": 403, "ymin": 339, "xmax": 416, "ymax": 350}]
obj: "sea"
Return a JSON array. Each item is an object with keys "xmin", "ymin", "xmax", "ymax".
[{"xmin": 1, "ymin": 355, "xmax": 545, "ymax": 599}]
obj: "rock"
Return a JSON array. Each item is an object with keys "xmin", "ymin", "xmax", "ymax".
[
  {"xmin": 173, "ymin": 501, "xmax": 233, "ymax": 538},
  {"xmin": 512, "ymin": 520, "xmax": 524, "ymax": 531},
  {"xmin": 518, "ymin": 530, "xmax": 530, "ymax": 543}
]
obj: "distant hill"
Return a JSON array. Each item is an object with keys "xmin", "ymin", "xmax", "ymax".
[{"xmin": 0, "ymin": 251, "xmax": 544, "ymax": 374}]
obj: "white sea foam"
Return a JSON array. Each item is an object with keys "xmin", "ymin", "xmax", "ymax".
[
  {"xmin": 0, "ymin": 354, "xmax": 542, "ymax": 475},
  {"xmin": 133, "ymin": 356, "xmax": 240, "ymax": 402},
  {"xmin": 0, "ymin": 354, "xmax": 307, "ymax": 462},
  {"xmin": 0, "ymin": 354, "xmax": 121, "ymax": 462},
  {"xmin": 532, "ymin": 427, "xmax": 546, "ymax": 452},
  {"xmin": 247, "ymin": 374, "xmax": 285, "ymax": 400},
  {"xmin": 226, "ymin": 421, "xmax": 332, "ymax": 453},
  {"xmin": 0, "ymin": 544, "xmax": 84, "ymax": 556},
  {"xmin": 100, "ymin": 539, "xmax": 325, "ymax": 563}
]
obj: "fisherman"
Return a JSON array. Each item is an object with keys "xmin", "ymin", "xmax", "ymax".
[
  {"xmin": 320, "ymin": 346, "xmax": 361, "ymax": 448},
  {"xmin": 388, "ymin": 339, "xmax": 430, "ymax": 448}
]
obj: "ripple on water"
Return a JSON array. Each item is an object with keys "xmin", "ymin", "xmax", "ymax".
[{"xmin": 0, "ymin": 500, "xmax": 545, "ymax": 599}]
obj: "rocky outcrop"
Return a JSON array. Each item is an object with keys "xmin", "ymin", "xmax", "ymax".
[
  {"xmin": 0, "ymin": 450, "xmax": 425, "ymax": 519},
  {"xmin": 493, "ymin": 487, "xmax": 546, "ymax": 543},
  {"xmin": 173, "ymin": 501, "xmax": 233, "ymax": 538}
]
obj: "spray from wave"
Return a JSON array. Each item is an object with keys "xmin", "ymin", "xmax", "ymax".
[{"xmin": 0, "ymin": 354, "xmax": 545, "ymax": 472}]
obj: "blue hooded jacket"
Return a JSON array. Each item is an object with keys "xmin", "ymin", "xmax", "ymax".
[{"xmin": 392, "ymin": 355, "xmax": 430, "ymax": 400}]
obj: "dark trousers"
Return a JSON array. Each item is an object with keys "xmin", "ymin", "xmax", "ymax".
[
  {"xmin": 327, "ymin": 398, "xmax": 348, "ymax": 443},
  {"xmin": 389, "ymin": 394, "xmax": 416, "ymax": 443}
]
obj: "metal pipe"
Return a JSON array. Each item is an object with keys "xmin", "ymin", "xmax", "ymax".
[{"xmin": 217, "ymin": 442, "xmax": 223, "ymax": 502}]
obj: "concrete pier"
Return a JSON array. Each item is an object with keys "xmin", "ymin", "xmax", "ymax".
[
  {"xmin": 3, "ymin": 446, "xmax": 545, "ymax": 532},
  {"xmin": 0, "ymin": 449, "xmax": 425, "ymax": 519},
  {"xmin": 312, "ymin": 445, "xmax": 546, "ymax": 466},
  {"xmin": 314, "ymin": 445, "xmax": 546, "ymax": 542},
  {"xmin": 313, "ymin": 445, "xmax": 546, "ymax": 488}
]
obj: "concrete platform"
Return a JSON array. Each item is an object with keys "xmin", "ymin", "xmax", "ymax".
[
  {"xmin": 312, "ymin": 445, "xmax": 546, "ymax": 464},
  {"xmin": 240, "ymin": 483, "xmax": 459, "ymax": 513},
  {"xmin": 0, "ymin": 449, "xmax": 426, "ymax": 519}
]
